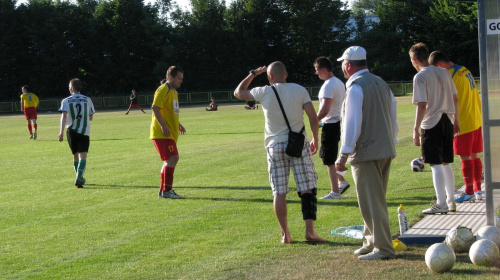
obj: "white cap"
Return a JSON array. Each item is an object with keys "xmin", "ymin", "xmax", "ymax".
[{"xmin": 337, "ymin": 46, "xmax": 367, "ymax": 61}]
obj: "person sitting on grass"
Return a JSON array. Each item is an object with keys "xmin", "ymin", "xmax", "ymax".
[
  {"xmin": 244, "ymin": 100, "xmax": 258, "ymax": 109},
  {"xmin": 206, "ymin": 97, "xmax": 218, "ymax": 111}
]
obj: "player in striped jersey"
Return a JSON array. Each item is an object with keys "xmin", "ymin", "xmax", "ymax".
[
  {"xmin": 20, "ymin": 85, "xmax": 39, "ymax": 139},
  {"xmin": 58, "ymin": 78, "xmax": 95, "ymax": 188}
]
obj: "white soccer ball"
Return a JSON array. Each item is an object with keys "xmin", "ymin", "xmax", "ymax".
[
  {"xmin": 476, "ymin": 225, "xmax": 500, "ymax": 248},
  {"xmin": 444, "ymin": 226, "xmax": 475, "ymax": 253},
  {"xmin": 469, "ymin": 239, "xmax": 500, "ymax": 267},
  {"xmin": 411, "ymin": 158, "xmax": 425, "ymax": 172},
  {"xmin": 425, "ymin": 243, "xmax": 456, "ymax": 273}
]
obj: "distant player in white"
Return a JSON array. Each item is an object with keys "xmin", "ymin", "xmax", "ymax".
[
  {"xmin": 314, "ymin": 56, "xmax": 350, "ymax": 199},
  {"xmin": 58, "ymin": 78, "xmax": 95, "ymax": 188}
]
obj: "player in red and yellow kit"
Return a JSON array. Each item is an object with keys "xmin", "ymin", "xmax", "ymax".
[
  {"xmin": 430, "ymin": 51, "xmax": 483, "ymax": 203},
  {"xmin": 151, "ymin": 66, "xmax": 186, "ymax": 199},
  {"xmin": 20, "ymin": 85, "xmax": 39, "ymax": 139}
]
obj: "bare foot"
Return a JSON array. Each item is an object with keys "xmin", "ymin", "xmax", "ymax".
[
  {"xmin": 281, "ymin": 231, "xmax": 293, "ymax": 244},
  {"xmin": 305, "ymin": 233, "xmax": 326, "ymax": 242}
]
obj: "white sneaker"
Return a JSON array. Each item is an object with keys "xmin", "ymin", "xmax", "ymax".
[
  {"xmin": 422, "ymin": 203, "xmax": 448, "ymax": 215},
  {"xmin": 338, "ymin": 181, "xmax": 351, "ymax": 194},
  {"xmin": 320, "ymin": 192, "xmax": 341, "ymax": 200}
]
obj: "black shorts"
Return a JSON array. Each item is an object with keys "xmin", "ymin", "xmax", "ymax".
[
  {"xmin": 421, "ymin": 114, "xmax": 454, "ymax": 165},
  {"xmin": 67, "ymin": 129, "xmax": 90, "ymax": 154},
  {"xmin": 319, "ymin": 122, "xmax": 341, "ymax": 166}
]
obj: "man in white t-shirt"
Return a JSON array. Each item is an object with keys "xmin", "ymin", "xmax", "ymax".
[
  {"xmin": 314, "ymin": 57, "xmax": 350, "ymax": 199},
  {"xmin": 409, "ymin": 43, "xmax": 460, "ymax": 215},
  {"xmin": 234, "ymin": 61, "xmax": 325, "ymax": 244}
]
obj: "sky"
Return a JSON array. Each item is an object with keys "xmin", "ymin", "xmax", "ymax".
[
  {"xmin": 16, "ymin": 0, "xmax": 349, "ymax": 11},
  {"xmin": 15, "ymin": 0, "xmax": 233, "ymax": 10}
]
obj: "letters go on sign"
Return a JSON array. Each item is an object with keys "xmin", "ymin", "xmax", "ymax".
[{"xmin": 487, "ymin": 19, "xmax": 500, "ymax": 35}]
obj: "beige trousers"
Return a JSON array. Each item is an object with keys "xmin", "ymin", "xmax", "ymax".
[{"xmin": 351, "ymin": 157, "xmax": 395, "ymax": 257}]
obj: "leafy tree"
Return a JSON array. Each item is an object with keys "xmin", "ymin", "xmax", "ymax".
[
  {"xmin": 225, "ymin": 0, "xmax": 350, "ymax": 86},
  {"xmin": 9, "ymin": 0, "xmax": 96, "ymax": 98},
  {"xmin": 353, "ymin": 0, "xmax": 434, "ymax": 81},
  {"xmin": 92, "ymin": 0, "xmax": 169, "ymax": 94},
  {"xmin": 352, "ymin": 0, "xmax": 379, "ymax": 16},
  {"xmin": 169, "ymin": 0, "xmax": 235, "ymax": 90},
  {"xmin": 0, "ymin": 0, "xmax": 23, "ymax": 100},
  {"xmin": 429, "ymin": 0, "xmax": 478, "ymax": 75}
]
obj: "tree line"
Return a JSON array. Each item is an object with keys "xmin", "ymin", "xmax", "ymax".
[{"xmin": 0, "ymin": 0, "xmax": 478, "ymax": 100}]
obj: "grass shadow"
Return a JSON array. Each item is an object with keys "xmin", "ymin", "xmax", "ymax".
[
  {"xmin": 177, "ymin": 185, "xmax": 269, "ymax": 190},
  {"xmin": 83, "ymin": 184, "xmax": 158, "ymax": 189}
]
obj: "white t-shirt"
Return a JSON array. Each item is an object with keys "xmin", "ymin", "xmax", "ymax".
[
  {"xmin": 250, "ymin": 83, "xmax": 312, "ymax": 148},
  {"xmin": 412, "ymin": 65, "xmax": 457, "ymax": 129},
  {"xmin": 318, "ymin": 76, "xmax": 345, "ymax": 124}
]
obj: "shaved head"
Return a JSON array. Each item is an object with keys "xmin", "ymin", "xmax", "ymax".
[{"xmin": 267, "ymin": 61, "xmax": 287, "ymax": 83}]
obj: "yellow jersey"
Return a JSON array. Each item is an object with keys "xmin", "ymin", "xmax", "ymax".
[
  {"xmin": 150, "ymin": 83, "xmax": 180, "ymax": 141},
  {"xmin": 20, "ymin": 93, "xmax": 39, "ymax": 108},
  {"xmin": 450, "ymin": 65, "xmax": 482, "ymax": 135}
]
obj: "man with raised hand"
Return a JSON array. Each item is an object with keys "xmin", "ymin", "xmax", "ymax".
[{"xmin": 234, "ymin": 61, "xmax": 324, "ymax": 244}]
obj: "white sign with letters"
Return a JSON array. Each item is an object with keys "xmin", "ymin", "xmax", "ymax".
[{"xmin": 487, "ymin": 19, "xmax": 500, "ymax": 35}]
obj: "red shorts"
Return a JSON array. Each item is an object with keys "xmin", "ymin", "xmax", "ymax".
[
  {"xmin": 129, "ymin": 104, "xmax": 141, "ymax": 108},
  {"xmin": 454, "ymin": 127, "xmax": 483, "ymax": 156},
  {"xmin": 153, "ymin": 139, "xmax": 178, "ymax": 161},
  {"xmin": 24, "ymin": 107, "xmax": 37, "ymax": 120}
]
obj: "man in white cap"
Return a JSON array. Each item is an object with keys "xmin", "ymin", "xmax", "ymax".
[{"xmin": 335, "ymin": 46, "xmax": 399, "ymax": 260}]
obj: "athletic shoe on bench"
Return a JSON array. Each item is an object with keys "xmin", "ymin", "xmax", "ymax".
[
  {"xmin": 454, "ymin": 192, "xmax": 476, "ymax": 203},
  {"xmin": 448, "ymin": 201, "xmax": 456, "ymax": 212},
  {"xmin": 422, "ymin": 203, "xmax": 448, "ymax": 214},
  {"xmin": 475, "ymin": 191, "xmax": 483, "ymax": 201}
]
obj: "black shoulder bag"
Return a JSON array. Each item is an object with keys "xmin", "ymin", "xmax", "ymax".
[{"xmin": 271, "ymin": 86, "xmax": 305, "ymax": 157}]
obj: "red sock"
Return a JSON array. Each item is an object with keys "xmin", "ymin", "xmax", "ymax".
[
  {"xmin": 28, "ymin": 123, "xmax": 32, "ymax": 134},
  {"xmin": 33, "ymin": 123, "xmax": 37, "ymax": 130},
  {"xmin": 461, "ymin": 160, "xmax": 474, "ymax": 195},
  {"xmin": 165, "ymin": 167, "xmax": 175, "ymax": 191},
  {"xmin": 473, "ymin": 158, "xmax": 483, "ymax": 193}
]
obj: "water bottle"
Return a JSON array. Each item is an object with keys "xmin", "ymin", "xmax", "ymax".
[
  {"xmin": 346, "ymin": 225, "xmax": 364, "ymax": 239},
  {"xmin": 398, "ymin": 204, "xmax": 408, "ymax": 235}
]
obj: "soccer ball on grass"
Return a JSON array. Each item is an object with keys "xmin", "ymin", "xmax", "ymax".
[
  {"xmin": 411, "ymin": 158, "xmax": 424, "ymax": 172},
  {"xmin": 476, "ymin": 225, "xmax": 500, "ymax": 248},
  {"xmin": 444, "ymin": 226, "xmax": 475, "ymax": 253},
  {"xmin": 469, "ymin": 239, "xmax": 500, "ymax": 267},
  {"xmin": 425, "ymin": 243, "xmax": 455, "ymax": 273}
]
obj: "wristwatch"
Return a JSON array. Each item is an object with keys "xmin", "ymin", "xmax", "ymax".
[{"xmin": 249, "ymin": 70, "xmax": 256, "ymax": 77}]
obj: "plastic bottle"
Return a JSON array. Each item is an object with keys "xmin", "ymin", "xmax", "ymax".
[
  {"xmin": 398, "ymin": 204, "xmax": 408, "ymax": 235},
  {"xmin": 331, "ymin": 225, "xmax": 364, "ymax": 239},
  {"xmin": 345, "ymin": 225, "xmax": 364, "ymax": 239}
]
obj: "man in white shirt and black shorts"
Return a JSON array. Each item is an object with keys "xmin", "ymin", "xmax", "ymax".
[{"xmin": 314, "ymin": 56, "xmax": 350, "ymax": 199}]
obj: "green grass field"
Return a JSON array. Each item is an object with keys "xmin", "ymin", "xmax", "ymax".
[{"xmin": 1, "ymin": 96, "xmax": 498, "ymax": 279}]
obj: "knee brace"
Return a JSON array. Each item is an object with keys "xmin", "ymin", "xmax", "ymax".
[{"xmin": 300, "ymin": 193, "xmax": 317, "ymax": 221}]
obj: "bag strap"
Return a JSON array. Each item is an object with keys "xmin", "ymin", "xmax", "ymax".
[{"xmin": 271, "ymin": 85, "xmax": 304, "ymax": 133}]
